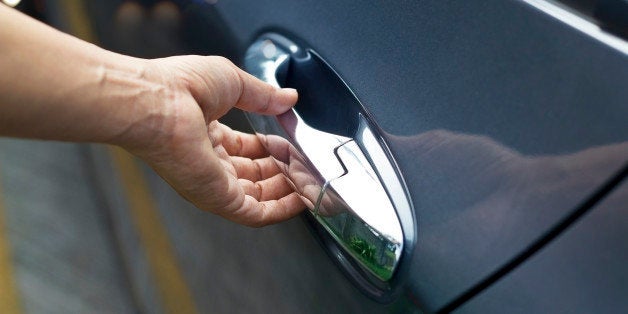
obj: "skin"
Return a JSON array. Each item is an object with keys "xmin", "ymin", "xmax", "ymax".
[{"xmin": 0, "ymin": 5, "xmax": 305, "ymax": 227}]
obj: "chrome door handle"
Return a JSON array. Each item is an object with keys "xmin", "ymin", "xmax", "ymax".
[
  {"xmin": 244, "ymin": 34, "xmax": 413, "ymax": 286},
  {"xmin": 245, "ymin": 36, "xmax": 351, "ymax": 186}
]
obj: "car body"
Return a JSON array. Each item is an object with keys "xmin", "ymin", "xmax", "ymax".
[{"xmin": 80, "ymin": 0, "xmax": 628, "ymax": 312}]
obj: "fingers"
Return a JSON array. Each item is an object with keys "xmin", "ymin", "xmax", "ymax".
[
  {"xmin": 219, "ymin": 128, "xmax": 268, "ymax": 159},
  {"xmin": 230, "ymin": 156, "xmax": 282, "ymax": 182},
  {"xmin": 230, "ymin": 66, "xmax": 297, "ymax": 115},
  {"xmin": 160, "ymin": 56, "xmax": 296, "ymax": 122},
  {"xmin": 213, "ymin": 170, "xmax": 304, "ymax": 227},
  {"xmin": 237, "ymin": 193, "xmax": 305, "ymax": 227},
  {"xmin": 239, "ymin": 173, "xmax": 294, "ymax": 202},
  {"xmin": 208, "ymin": 122, "xmax": 269, "ymax": 159},
  {"xmin": 139, "ymin": 56, "xmax": 304, "ymax": 228}
]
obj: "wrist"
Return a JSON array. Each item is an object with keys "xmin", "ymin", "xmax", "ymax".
[
  {"xmin": 95, "ymin": 54, "xmax": 170, "ymax": 149},
  {"xmin": 102, "ymin": 56, "xmax": 199, "ymax": 160}
]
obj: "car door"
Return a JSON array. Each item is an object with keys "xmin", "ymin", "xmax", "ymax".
[{"xmin": 84, "ymin": 0, "xmax": 628, "ymax": 313}]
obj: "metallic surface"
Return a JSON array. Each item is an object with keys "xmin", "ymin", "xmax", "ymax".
[
  {"xmin": 200, "ymin": 0, "xmax": 628, "ymax": 311},
  {"xmin": 243, "ymin": 35, "xmax": 410, "ymax": 284}
]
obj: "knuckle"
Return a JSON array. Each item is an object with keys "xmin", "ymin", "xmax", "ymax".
[
  {"xmin": 261, "ymin": 85, "xmax": 274, "ymax": 112},
  {"xmin": 234, "ymin": 133, "xmax": 244, "ymax": 155},
  {"xmin": 254, "ymin": 181, "xmax": 264, "ymax": 199},
  {"xmin": 252, "ymin": 159, "xmax": 263, "ymax": 178}
]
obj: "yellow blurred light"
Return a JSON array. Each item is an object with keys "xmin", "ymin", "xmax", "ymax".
[{"xmin": 2, "ymin": 0, "xmax": 22, "ymax": 7}]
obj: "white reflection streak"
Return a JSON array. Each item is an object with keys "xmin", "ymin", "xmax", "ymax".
[
  {"xmin": 358, "ymin": 126, "xmax": 407, "ymax": 249},
  {"xmin": 260, "ymin": 55, "xmax": 286, "ymax": 87},
  {"xmin": 522, "ymin": 0, "xmax": 628, "ymax": 55}
]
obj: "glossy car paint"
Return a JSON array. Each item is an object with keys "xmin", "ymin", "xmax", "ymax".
[
  {"xmin": 88, "ymin": 0, "xmax": 628, "ymax": 312},
  {"xmin": 174, "ymin": 0, "xmax": 628, "ymax": 311},
  {"xmin": 458, "ymin": 179, "xmax": 628, "ymax": 313}
]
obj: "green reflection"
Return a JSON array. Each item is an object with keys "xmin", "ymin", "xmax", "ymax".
[{"xmin": 316, "ymin": 212, "xmax": 398, "ymax": 281}]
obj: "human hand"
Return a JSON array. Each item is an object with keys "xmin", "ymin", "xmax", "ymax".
[
  {"xmin": 116, "ymin": 56, "xmax": 305, "ymax": 227},
  {"xmin": 0, "ymin": 3, "xmax": 304, "ymax": 226}
]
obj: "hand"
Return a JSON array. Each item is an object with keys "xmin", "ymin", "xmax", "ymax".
[
  {"xmin": 0, "ymin": 5, "xmax": 303, "ymax": 226},
  {"xmin": 118, "ymin": 56, "xmax": 305, "ymax": 227}
]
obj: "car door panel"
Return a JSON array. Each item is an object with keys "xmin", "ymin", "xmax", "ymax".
[
  {"xmin": 182, "ymin": 0, "xmax": 628, "ymax": 311},
  {"xmin": 457, "ymin": 179, "xmax": 628, "ymax": 313},
  {"xmin": 80, "ymin": 0, "xmax": 628, "ymax": 312}
]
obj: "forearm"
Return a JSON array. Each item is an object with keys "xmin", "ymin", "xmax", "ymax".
[
  {"xmin": 0, "ymin": 5, "xmax": 306, "ymax": 226},
  {"xmin": 0, "ymin": 5, "xmax": 154, "ymax": 144}
]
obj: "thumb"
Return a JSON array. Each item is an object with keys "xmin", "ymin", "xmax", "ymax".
[
  {"xmin": 158, "ymin": 56, "xmax": 297, "ymax": 119},
  {"xmin": 232, "ymin": 67, "xmax": 298, "ymax": 115}
]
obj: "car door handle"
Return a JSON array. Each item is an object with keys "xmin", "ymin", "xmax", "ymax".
[{"xmin": 243, "ymin": 34, "xmax": 413, "ymax": 287}]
